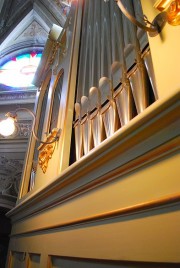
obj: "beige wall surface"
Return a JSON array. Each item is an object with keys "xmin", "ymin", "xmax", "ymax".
[{"xmin": 141, "ymin": 0, "xmax": 180, "ymax": 99}]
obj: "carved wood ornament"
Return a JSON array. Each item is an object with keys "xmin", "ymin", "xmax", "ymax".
[{"xmin": 38, "ymin": 128, "xmax": 59, "ymax": 173}]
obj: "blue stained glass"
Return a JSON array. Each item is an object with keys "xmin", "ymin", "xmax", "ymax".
[{"xmin": 0, "ymin": 52, "xmax": 42, "ymax": 88}]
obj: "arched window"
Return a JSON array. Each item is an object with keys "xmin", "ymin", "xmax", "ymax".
[{"xmin": 0, "ymin": 52, "xmax": 42, "ymax": 88}]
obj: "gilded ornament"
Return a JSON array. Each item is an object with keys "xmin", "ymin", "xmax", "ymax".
[{"xmin": 38, "ymin": 128, "xmax": 60, "ymax": 173}]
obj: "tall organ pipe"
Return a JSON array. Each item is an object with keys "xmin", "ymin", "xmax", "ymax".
[
  {"xmin": 113, "ymin": 7, "xmax": 133, "ymax": 126},
  {"xmin": 124, "ymin": 0, "xmax": 149, "ymax": 114}
]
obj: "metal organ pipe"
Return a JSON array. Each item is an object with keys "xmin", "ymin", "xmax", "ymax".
[{"xmin": 73, "ymin": 0, "xmax": 158, "ymax": 160}]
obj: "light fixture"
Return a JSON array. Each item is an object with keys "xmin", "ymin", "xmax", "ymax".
[
  {"xmin": 115, "ymin": 0, "xmax": 168, "ymax": 37},
  {"xmin": 0, "ymin": 117, "xmax": 16, "ymax": 137},
  {"xmin": 0, "ymin": 108, "xmax": 61, "ymax": 144},
  {"xmin": 104, "ymin": 0, "xmax": 168, "ymax": 37}
]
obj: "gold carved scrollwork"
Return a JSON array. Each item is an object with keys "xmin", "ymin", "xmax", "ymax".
[
  {"xmin": 154, "ymin": 0, "xmax": 180, "ymax": 26},
  {"xmin": 38, "ymin": 128, "xmax": 59, "ymax": 173}
]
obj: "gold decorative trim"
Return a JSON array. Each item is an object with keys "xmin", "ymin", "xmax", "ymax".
[
  {"xmin": 154, "ymin": 0, "xmax": 180, "ymax": 26},
  {"xmin": 154, "ymin": 0, "xmax": 174, "ymax": 10},
  {"xmin": 38, "ymin": 128, "xmax": 59, "ymax": 173}
]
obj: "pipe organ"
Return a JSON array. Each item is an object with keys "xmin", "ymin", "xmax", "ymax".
[
  {"xmin": 74, "ymin": 0, "xmax": 157, "ymax": 161},
  {"xmin": 6, "ymin": 0, "xmax": 180, "ymax": 267}
]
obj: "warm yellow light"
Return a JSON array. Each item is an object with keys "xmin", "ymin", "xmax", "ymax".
[{"xmin": 0, "ymin": 117, "xmax": 16, "ymax": 136}]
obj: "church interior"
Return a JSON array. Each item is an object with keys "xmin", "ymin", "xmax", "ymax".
[{"xmin": 0, "ymin": 0, "xmax": 179, "ymax": 267}]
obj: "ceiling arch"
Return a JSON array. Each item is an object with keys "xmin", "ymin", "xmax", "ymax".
[{"xmin": 0, "ymin": 0, "xmax": 70, "ymax": 57}]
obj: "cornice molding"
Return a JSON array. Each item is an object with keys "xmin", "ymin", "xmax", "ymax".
[
  {"xmin": 7, "ymin": 90, "xmax": 180, "ymax": 223},
  {"xmin": 0, "ymin": 90, "xmax": 36, "ymax": 104}
]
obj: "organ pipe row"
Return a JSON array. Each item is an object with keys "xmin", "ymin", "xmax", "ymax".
[{"xmin": 74, "ymin": 0, "xmax": 158, "ymax": 161}]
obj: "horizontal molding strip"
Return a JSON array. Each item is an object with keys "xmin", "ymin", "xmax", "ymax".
[
  {"xmin": 10, "ymin": 193, "xmax": 180, "ymax": 237},
  {"xmin": 7, "ymin": 90, "xmax": 180, "ymax": 221},
  {"xmin": 12, "ymin": 137, "xmax": 179, "ymax": 223}
]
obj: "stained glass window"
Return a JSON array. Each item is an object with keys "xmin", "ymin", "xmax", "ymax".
[{"xmin": 0, "ymin": 52, "xmax": 42, "ymax": 88}]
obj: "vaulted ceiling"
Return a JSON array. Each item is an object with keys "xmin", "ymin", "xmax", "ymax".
[{"xmin": 0, "ymin": 0, "xmax": 69, "ymax": 57}]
